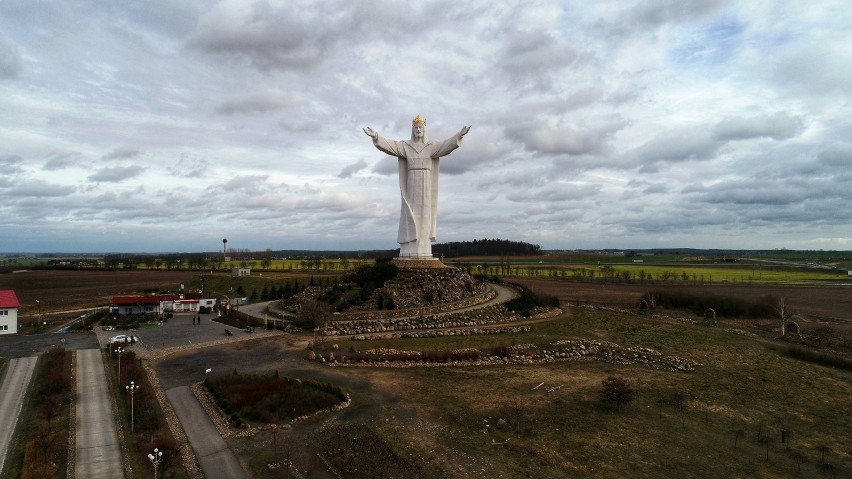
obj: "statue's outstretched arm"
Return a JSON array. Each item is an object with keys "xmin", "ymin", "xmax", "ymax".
[
  {"xmin": 458, "ymin": 126, "xmax": 471, "ymax": 138},
  {"xmin": 363, "ymin": 127, "xmax": 378, "ymax": 139}
]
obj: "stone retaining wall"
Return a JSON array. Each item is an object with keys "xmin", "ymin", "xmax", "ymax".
[
  {"xmin": 325, "ymin": 339, "xmax": 699, "ymax": 372},
  {"xmin": 348, "ymin": 325, "xmax": 532, "ymax": 341},
  {"xmin": 327, "ymin": 305, "xmax": 560, "ymax": 337}
]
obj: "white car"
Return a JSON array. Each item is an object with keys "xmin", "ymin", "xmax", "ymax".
[{"xmin": 109, "ymin": 334, "xmax": 139, "ymax": 345}]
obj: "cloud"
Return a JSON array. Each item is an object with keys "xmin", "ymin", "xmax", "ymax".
[
  {"xmin": 506, "ymin": 120, "xmax": 624, "ymax": 157},
  {"xmin": 102, "ymin": 148, "xmax": 141, "ymax": 161},
  {"xmin": 628, "ymin": 128, "xmax": 722, "ymax": 172},
  {"xmin": 623, "ymin": 0, "xmax": 727, "ymax": 27},
  {"xmin": 713, "ymin": 112, "xmax": 803, "ymax": 141},
  {"xmin": 215, "ymin": 91, "xmax": 300, "ymax": 115},
  {"xmin": 0, "ymin": 33, "xmax": 22, "ymax": 79},
  {"xmin": 505, "ymin": 183, "xmax": 601, "ymax": 203},
  {"xmin": 773, "ymin": 41, "xmax": 852, "ymax": 95},
  {"xmin": 338, "ymin": 160, "xmax": 368, "ymax": 179},
  {"xmin": 496, "ymin": 29, "xmax": 580, "ymax": 91},
  {"xmin": 0, "ymin": 154, "xmax": 24, "ymax": 175},
  {"xmin": 5, "ymin": 180, "xmax": 76, "ymax": 197},
  {"xmin": 87, "ymin": 165, "xmax": 145, "ymax": 183},
  {"xmin": 818, "ymin": 143, "xmax": 852, "ymax": 167},
  {"xmin": 1, "ymin": 1, "xmax": 851, "ymax": 252},
  {"xmin": 167, "ymin": 153, "xmax": 209, "ymax": 177},
  {"xmin": 191, "ymin": 1, "xmax": 337, "ymax": 71},
  {"xmin": 371, "ymin": 158, "xmax": 398, "ymax": 176},
  {"xmin": 221, "ymin": 174, "xmax": 271, "ymax": 192},
  {"xmin": 43, "ymin": 152, "xmax": 81, "ymax": 171}
]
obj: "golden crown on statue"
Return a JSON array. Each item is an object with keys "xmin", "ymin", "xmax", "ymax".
[{"xmin": 412, "ymin": 115, "xmax": 426, "ymax": 126}]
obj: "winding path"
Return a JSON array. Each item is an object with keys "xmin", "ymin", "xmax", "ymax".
[
  {"xmin": 240, "ymin": 282, "xmax": 519, "ymax": 323},
  {"xmin": 166, "ymin": 386, "xmax": 245, "ymax": 479},
  {"xmin": 0, "ymin": 356, "xmax": 38, "ymax": 474}
]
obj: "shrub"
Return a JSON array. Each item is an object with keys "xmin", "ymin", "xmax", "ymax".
[
  {"xmin": 782, "ymin": 345, "xmax": 852, "ymax": 371},
  {"xmin": 646, "ymin": 290, "xmax": 776, "ymax": 318},
  {"xmin": 599, "ymin": 376, "xmax": 635, "ymax": 411},
  {"xmin": 344, "ymin": 262, "xmax": 399, "ymax": 288},
  {"xmin": 504, "ymin": 283, "xmax": 559, "ymax": 317},
  {"xmin": 490, "ymin": 346, "xmax": 512, "ymax": 358}
]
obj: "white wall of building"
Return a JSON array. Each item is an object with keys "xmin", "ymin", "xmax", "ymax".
[{"xmin": 0, "ymin": 307, "xmax": 18, "ymax": 334}]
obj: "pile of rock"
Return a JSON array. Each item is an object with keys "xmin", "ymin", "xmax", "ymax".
[
  {"xmin": 336, "ymin": 288, "xmax": 496, "ymax": 321},
  {"xmin": 326, "ymin": 305, "xmax": 562, "ymax": 340},
  {"xmin": 396, "ymin": 325, "xmax": 531, "ymax": 340},
  {"xmin": 281, "ymin": 267, "xmax": 494, "ymax": 319},
  {"xmin": 378, "ymin": 268, "xmax": 487, "ymax": 309},
  {"xmin": 324, "ymin": 338, "xmax": 699, "ymax": 372}
]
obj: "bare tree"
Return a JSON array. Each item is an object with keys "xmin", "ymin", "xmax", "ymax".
[
  {"xmin": 299, "ymin": 300, "xmax": 332, "ymax": 346},
  {"xmin": 773, "ymin": 297, "xmax": 798, "ymax": 336},
  {"xmin": 508, "ymin": 395, "xmax": 525, "ymax": 433},
  {"xmin": 774, "ymin": 296, "xmax": 790, "ymax": 321}
]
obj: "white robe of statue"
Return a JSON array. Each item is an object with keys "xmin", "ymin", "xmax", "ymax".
[{"xmin": 365, "ymin": 118, "xmax": 469, "ymax": 259}]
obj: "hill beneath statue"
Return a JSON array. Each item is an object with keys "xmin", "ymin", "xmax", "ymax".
[{"xmin": 284, "ymin": 263, "xmax": 494, "ymax": 318}]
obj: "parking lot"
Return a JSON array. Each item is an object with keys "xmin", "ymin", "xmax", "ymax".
[{"xmin": 94, "ymin": 312, "xmax": 260, "ymax": 351}]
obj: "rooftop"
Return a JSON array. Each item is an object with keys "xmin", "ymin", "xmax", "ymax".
[{"xmin": 0, "ymin": 290, "xmax": 21, "ymax": 308}]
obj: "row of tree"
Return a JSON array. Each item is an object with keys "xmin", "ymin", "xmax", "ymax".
[{"xmin": 433, "ymin": 238, "xmax": 543, "ymax": 257}]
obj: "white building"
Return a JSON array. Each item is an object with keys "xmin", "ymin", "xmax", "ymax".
[
  {"xmin": 231, "ymin": 267, "xmax": 251, "ymax": 277},
  {"xmin": 0, "ymin": 290, "xmax": 21, "ymax": 334}
]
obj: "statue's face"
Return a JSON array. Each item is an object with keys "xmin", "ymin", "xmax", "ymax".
[{"xmin": 413, "ymin": 124, "xmax": 425, "ymax": 139}]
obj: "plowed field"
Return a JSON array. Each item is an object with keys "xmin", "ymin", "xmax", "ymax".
[{"xmin": 0, "ymin": 270, "xmax": 197, "ymax": 313}]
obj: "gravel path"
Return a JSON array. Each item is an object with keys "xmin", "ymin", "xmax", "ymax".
[
  {"xmin": 75, "ymin": 349, "xmax": 124, "ymax": 479},
  {"xmin": 166, "ymin": 386, "xmax": 246, "ymax": 479},
  {"xmin": 0, "ymin": 355, "xmax": 38, "ymax": 474}
]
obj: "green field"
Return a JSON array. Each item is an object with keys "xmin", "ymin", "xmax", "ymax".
[{"xmin": 447, "ymin": 261, "xmax": 848, "ymax": 284}]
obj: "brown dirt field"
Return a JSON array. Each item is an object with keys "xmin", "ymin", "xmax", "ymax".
[
  {"xmin": 512, "ymin": 277, "xmax": 852, "ymax": 347},
  {"xmin": 0, "ymin": 270, "xmax": 197, "ymax": 314},
  {"xmin": 512, "ymin": 277, "xmax": 852, "ymax": 322}
]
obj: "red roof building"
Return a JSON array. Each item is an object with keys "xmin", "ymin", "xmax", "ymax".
[
  {"xmin": 0, "ymin": 290, "xmax": 21, "ymax": 308},
  {"xmin": 110, "ymin": 295, "xmax": 161, "ymax": 315},
  {"xmin": 0, "ymin": 289, "xmax": 21, "ymax": 334}
]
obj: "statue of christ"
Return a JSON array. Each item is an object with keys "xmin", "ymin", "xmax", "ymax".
[{"xmin": 364, "ymin": 115, "xmax": 470, "ymax": 259}]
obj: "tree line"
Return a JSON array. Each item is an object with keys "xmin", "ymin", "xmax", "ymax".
[{"xmin": 433, "ymin": 238, "xmax": 542, "ymax": 257}]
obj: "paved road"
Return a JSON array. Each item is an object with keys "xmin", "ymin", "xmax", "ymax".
[
  {"xmin": 0, "ymin": 355, "xmax": 38, "ymax": 474},
  {"xmin": 0, "ymin": 331, "xmax": 99, "ymax": 359},
  {"xmin": 76, "ymin": 349, "xmax": 124, "ymax": 479},
  {"xmin": 166, "ymin": 386, "xmax": 245, "ymax": 479}
]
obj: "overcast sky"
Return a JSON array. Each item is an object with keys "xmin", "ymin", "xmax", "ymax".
[{"xmin": 1, "ymin": 1, "xmax": 850, "ymax": 253}]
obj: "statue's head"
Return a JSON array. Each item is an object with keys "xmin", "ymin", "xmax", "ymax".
[{"xmin": 411, "ymin": 115, "xmax": 426, "ymax": 142}]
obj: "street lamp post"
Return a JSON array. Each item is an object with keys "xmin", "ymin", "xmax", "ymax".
[
  {"xmin": 116, "ymin": 347, "xmax": 124, "ymax": 381},
  {"xmin": 126, "ymin": 381, "xmax": 140, "ymax": 432},
  {"xmin": 148, "ymin": 448, "xmax": 163, "ymax": 479}
]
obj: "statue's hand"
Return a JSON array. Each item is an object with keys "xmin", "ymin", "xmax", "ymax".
[
  {"xmin": 363, "ymin": 127, "xmax": 377, "ymax": 139},
  {"xmin": 459, "ymin": 125, "xmax": 471, "ymax": 137}
]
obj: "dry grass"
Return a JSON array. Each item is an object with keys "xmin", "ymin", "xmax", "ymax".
[{"xmin": 334, "ymin": 306, "xmax": 852, "ymax": 478}]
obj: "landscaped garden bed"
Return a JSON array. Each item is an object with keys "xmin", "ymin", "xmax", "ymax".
[
  {"xmin": 316, "ymin": 423, "xmax": 431, "ymax": 478},
  {"xmin": 204, "ymin": 371, "xmax": 348, "ymax": 427}
]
